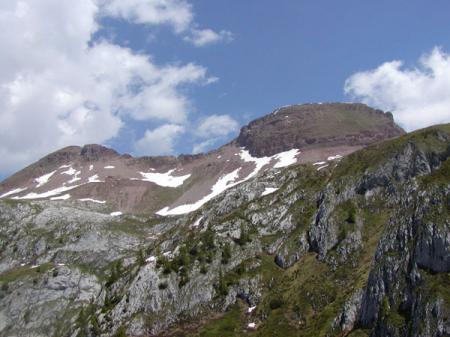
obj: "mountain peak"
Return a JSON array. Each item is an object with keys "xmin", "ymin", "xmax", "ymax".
[
  {"xmin": 80, "ymin": 144, "xmax": 119, "ymax": 161},
  {"xmin": 236, "ymin": 103, "xmax": 404, "ymax": 157}
]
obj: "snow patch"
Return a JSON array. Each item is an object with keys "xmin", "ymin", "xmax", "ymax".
[
  {"xmin": 104, "ymin": 165, "xmax": 115, "ymax": 169},
  {"xmin": 79, "ymin": 198, "xmax": 106, "ymax": 204},
  {"xmin": 317, "ymin": 164, "xmax": 329, "ymax": 171},
  {"xmin": 247, "ymin": 306, "xmax": 257, "ymax": 314},
  {"xmin": 89, "ymin": 165, "xmax": 94, "ymax": 171},
  {"xmin": 327, "ymin": 154, "xmax": 343, "ymax": 161},
  {"xmin": 139, "ymin": 169, "xmax": 191, "ymax": 188},
  {"xmin": 191, "ymin": 216, "xmax": 203, "ymax": 228},
  {"xmin": 157, "ymin": 169, "xmax": 241, "ymax": 216},
  {"xmin": 59, "ymin": 164, "xmax": 72, "ymax": 169},
  {"xmin": 0, "ymin": 187, "xmax": 27, "ymax": 198},
  {"xmin": 50, "ymin": 194, "xmax": 70, "ymax": 201},
  {"xmin": 67, "ymin": 170, "xmax": 81, "ymax": 184},
  {"xmin": 35, "ymin": 171, "xmax": 56, "ymax": 187},
  {"xmin": 239, "ymin": 149, "xmax": 272, "ymax": 180},
  {"xmin": 88, "ymin": 175, "xmax": 102, "ymax": 183},
  {"xmin": 247, "ymin": 322, "xmax": 256, "ymax": 329},
  {"xmin": 61, "ymin": 167, "xmax": 77, "ymax": 175},
  {"xmin": 14, "ymin": 184, "xmax": 82, "ymax": 200},
  {"xmin": 145, "ymin": 256, "xmax": 156, "ymax": 263},
  {"xmin": 110, "ymin": 211, "xmax": 122, "ymax": 217},
  {"xmin": 313, "ymin": 161, "xmax": 327, "ymax": 166},
  {"xmin": 273, "ymin": 149, "xmax": 300, "ymax": 168},
  {"xmin": 261, "ymin": 187, "xmax": 279, "ymax": 196}
]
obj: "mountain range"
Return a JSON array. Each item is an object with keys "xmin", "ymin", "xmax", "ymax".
[{"xmin": 0, "ymin": 103, "xmax": 448, "ymax": 337}]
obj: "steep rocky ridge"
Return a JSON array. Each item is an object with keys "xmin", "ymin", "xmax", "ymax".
[{"xmin": 0, "ymin": 122, "xmax": 448, "ymax": 337}]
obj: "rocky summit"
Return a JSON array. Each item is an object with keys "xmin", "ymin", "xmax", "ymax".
[{"xmin": 0, "ymin": 103, "xmax": 449, "ymax": 337}]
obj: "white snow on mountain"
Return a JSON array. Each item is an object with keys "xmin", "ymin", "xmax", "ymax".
[
  {"xmin": 35, "ymin": 171, "xmax": 56, "ymax": 188},
  {"xmin": 139, "ymin": 169, "xmax": 191, "ymax": 188}
]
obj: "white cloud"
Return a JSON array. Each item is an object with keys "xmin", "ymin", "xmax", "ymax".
[
  {"xmin": 192, "ymin": 139, "xmax": 216, "ymax": 154},
  {"xmin": 192, "ymin": 114, "xmax": 239, "ymax": 153},
  {"xmin": 100, "ymin": 0, "xmax": 193, "ymax": 33},
  {"xmin": 0, "ymin": 0, "xmax": 214, "ymax": 175},
  {"xmin": 184, "ymin": 29, "xmax": 233, "ymax": 47},
  {"xmin": 134, "ymin": 124, "xmax": 185, "ymax": 155},
  {"xmin": 100, "ymin": 0, "xmax": 232, "ymax": 47},
  {"xmin": 196, "ymin": 114, "xmax": 239, "ymax": 138},
  {"xmin": 345, "ymin": 47, "xmax": 450, "ymax": 131}
]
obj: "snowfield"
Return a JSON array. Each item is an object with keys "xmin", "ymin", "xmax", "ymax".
[
  {"xmin": 139, "ymin": 169, "xmax": 191, "ymax": 188},
  {"xmin": 50, "ymin": 194, "xmax": 70, "ymax": 201},
  {"xmin": 0, "ymin": 187, "xmax": 28, "ymax": 199},
  {"xmin": 79, "ymin": 198, "xmax": 106, "ymax": 204},
  {"xmin": 35, "ymin": 171, "xmax": 56, "ymax": 188},
  {"xmin": 261, "ymin": 187, "xmax": 279, "ymax": 196},
  {"xmin": 157, "ymin": 168, "xmax": 241, "ymax": 216},
  {"xmin": 273, "ymin": 149, "xmax": 300, "ymax": 168}
]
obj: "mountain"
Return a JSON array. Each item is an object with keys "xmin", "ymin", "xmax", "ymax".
[
  {"xmin": 0, "ymin": 103, "xmax": 404, "ymax": 215},
  {"xmin": 0, "ymin": 104, "xmax": 449, "ymax": 337}
]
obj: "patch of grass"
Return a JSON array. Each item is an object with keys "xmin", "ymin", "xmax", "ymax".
[
  {"xmin": 332, "ymin": 124, "xmax": 450, "ymax": 181},
  {"xmin": 189, "ymin": 302, "xmax": 243, "ymax": 337},
  {"xmin": 0, "ymin": 262, "xmax": 53, "ymax": 283}
]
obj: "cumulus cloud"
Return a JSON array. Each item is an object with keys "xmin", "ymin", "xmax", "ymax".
[
  {"xmin": 196, "ymin": 114, "xmax": 239, "ymax": 138},
  {"xmin": 184, "ymin": 29, "xmax": 233, "ymax": 47},
  {"xmin": 100, "ymin": 0, "xmax": 193, "ymax": 33},
  {"xmin": 192, "ymin": 139, "xmax": 216, "ymax": 154},
  {"xmin": 101, "ymin": 0, "xmax": 232, "ymax": 47},
  {"xmin": 134, "ymin": 124, "xmax": 185, "ymax": 156},
  {"xmin": 192, "ymin": 114, "xmax": 239, "ymax": 153},
  {"xmin": 345, "ymin": 47, "xmax": 450, "ymax": 131},
  {"xmin": 0, "ymin": 0, "xmax": 216, "ymax": 175}
]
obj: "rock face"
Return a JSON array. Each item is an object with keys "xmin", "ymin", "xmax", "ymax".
[
  {"xmin": 236, "ymin": 103, "xmax": 404, "ymax": 157},
  {"xmin": 0, "ymin": 108, "xmax": 448, "ymax": 337}
]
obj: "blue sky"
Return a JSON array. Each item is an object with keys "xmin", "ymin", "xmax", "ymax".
[
  {"xmin": 0, "ymin": 0, "xmax": 450, "ymax": 177},
  {"xmin": 102, "ymin": 0, "xmax": 450, "ymax": 154}
]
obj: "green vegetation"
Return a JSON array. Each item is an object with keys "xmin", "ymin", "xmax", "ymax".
[
  {"xmin": 221, "ymin": 242, "xmax": 232, "ymax": 264},
  {"xmin": 113, "ymin": 325, "xmax": 128, "ymax": 337},
  {"xmin": 0, "ymin": 263, "xmax": 53, "ymax": 284},
  {"xmin": 189, "ymin": 302, "xmax": 243, "ymax": 337},
  {"xmin": 234, "ymin": 223, "xmax": 251, "ymax": 246}
]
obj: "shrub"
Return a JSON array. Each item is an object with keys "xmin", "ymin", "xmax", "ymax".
[
  {"xmin": 215, "ymin": 270, "xmax": 228, "ymax": 297},
  {"xmin": 235, "ymin": 223, "xmax": 251, "ymax": 246},
  {"xmin": 136, "ymin": 249, "xmax": 145, "ymax": 266},
  {"xmin": 158, "ymin": 282, "xmax": 168, "ymax": 290},
  {"xmin": 269, "ymin": 298, "xmax": 284, "ymax": 310},
  {"xmin": 221, "ymin": 242, "xmax": 232, "ymax": 264},
  {"xmin": 346, "ymin": 207, "xmax": 356, "ymax": 224}
]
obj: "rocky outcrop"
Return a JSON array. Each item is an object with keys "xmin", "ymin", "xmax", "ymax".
[{"xmin": 236, "ymin": 103, "xmax": 404, "ymax": 157}]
